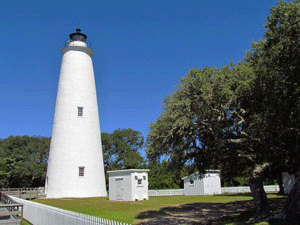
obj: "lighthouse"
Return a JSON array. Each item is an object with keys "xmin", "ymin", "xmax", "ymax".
[{"xmin": 45, "ymin": 29, "xmax": 107, "ymax": 198}]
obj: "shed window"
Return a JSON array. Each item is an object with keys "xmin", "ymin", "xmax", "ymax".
[
  {"xmin": 79, "ymin": 167, "xmax": 85, "ymax": 176},
  {"xmin": 189, "ymin": 179, "xmax": 194, "ymax": 185},
  {"xmin": 143, "ymin": 176, "xmax": 146, "ymax": 180},
  {"xmin": 78, "ymin": 107, "xmax": 83, "ymax": 116},
  {"xmin": 138, "ymin": 179, "xmax": 142, "ymax": 185}
]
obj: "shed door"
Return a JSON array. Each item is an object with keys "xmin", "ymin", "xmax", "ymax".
[
  {"xmin": 136, "ymin": 186, "xmax": 143, "ymax": 200},
  {"xmin": 115, "ymin": 178, "xmax": 123, "ymax": 200}
]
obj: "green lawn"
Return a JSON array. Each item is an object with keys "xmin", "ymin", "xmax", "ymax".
[
  {"xmin": 22, "ymin": 220, "xmax": 31, "ymax": 225},
  {"xmin": 33, "ymin": 194, "xmax": 285, "ymax": 224}
]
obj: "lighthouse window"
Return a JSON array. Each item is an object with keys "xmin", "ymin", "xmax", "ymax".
[
  {"xmin": 79, "ymin": 167, "xmax": 85, "ymax": 176},
  {"xmin": 78, "ymin": 107, "xmax": 83, "ymax": 116}
]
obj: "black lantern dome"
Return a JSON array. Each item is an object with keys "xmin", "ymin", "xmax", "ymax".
[{"xmin": 69, "ymin": 28, "xmax": 87, "ymax": 42}]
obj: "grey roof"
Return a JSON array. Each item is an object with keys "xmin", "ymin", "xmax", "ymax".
[
  {"xmin": 181, "ymin": 170, "xmax": 220, "ymax": 180},
  {"xmin": 107, "ymin": 169, "xmax": 150, "ymax": 174}
]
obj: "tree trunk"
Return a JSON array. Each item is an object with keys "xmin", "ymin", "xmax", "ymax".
[
  {"xmin": 277, "ymin": 171, "xmax": 285, "ymax": 195},
  {"xmin": 249, "ymin": 163, "xmax": 272, "ymax": 219},
  {"xmin": 272, "ymin": 172, "xmax": 300, "ymax": 224},
  {"xmin": 249, "ymin": 175, "xmax": 272, "ymax": 215}
]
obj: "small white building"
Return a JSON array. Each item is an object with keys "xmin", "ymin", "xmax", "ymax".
[
  {"xmin": 182, "ymin": 170, "xmax": 222, "ymax": 196},
  {"xmin": 107, "ymin": 169, "xmax": 150, "ymax": 201}
]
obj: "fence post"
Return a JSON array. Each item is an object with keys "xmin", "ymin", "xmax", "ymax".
[{"xmin": 19, "ymin": 205, "xmax": 23, "ymax": 225}]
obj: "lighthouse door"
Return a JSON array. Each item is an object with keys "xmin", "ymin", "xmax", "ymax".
[{"xmin": 115, "ymin": 178, "xmax": 123, "ymax": 200}]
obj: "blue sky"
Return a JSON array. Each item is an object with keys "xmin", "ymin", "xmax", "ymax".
[{"xmin": 0, "ymin": 0, "xmax": 279, "ymax": 140}]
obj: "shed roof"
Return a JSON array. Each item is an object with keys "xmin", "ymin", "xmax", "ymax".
[
  {"xmin": 181, "ymin": 170, "xmax": 220, "ymax": 180},
  {"xmin": 107, "ymin": 169, "xmax": 150, "ymax": 174}
]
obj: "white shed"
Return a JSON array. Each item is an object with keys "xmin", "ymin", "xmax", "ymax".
[
  {"xmin": 182, "ymin": 170, "xmax": 222, "ymax": 196},
  {"xmin": 107, "ymin": 169, "xmax": 150, "ymax": 201}
]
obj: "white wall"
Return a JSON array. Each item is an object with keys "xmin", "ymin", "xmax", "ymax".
[
  {"xmin": 182, "ymin": 171, "xmax": 221, "ymax": 196},
  {"xmin": 109, "ymin": 172, "xmax": 132, "ymax": 201},
  {"xmin": 108, "ymin": 169, "xmax": 149, "ymax": 201},
  {"xmin": 46, "ymin": 37, "xmax": 106, "ymax": 198},
  {"xmin": 203, "ymin": 173, "xmax": 222, "ymax": 195},
  {"xmin": 183, "ymin": 175, "xmax": 204, "ymax": 196},
  {"xmin": 131, "ymin": 172, "xmax": 149, "ymax": 201}
]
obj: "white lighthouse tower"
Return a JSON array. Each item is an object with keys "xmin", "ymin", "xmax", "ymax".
[{"xmin": 45, "ymin": 29, "xmax": 107, "ymax": 198}]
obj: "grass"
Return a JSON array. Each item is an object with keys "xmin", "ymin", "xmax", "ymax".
[
  {"xmin": 22, "ymin": 220, "xmax": 31, "ymax": 225},
  {"xmin": 33, "ymin": 194, "xmax": 286, "ymax": 224}
]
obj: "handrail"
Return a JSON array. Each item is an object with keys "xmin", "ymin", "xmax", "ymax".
[
  {"xmin": 0, "ymin": 192, "xmax": 23, "ymax": 225},
  {"xmin": 0, "ymin": 187, "xmax": 45, "ymax": 199}
]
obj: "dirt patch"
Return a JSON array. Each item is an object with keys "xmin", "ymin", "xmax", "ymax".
[{"xmin": 136, "ymin": 197, "xmax": 286, "ymax": 224}]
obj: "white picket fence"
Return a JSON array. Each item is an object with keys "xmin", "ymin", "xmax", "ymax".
[
  {"xmin": 148, "ymin": 185, "xmax": 279, "ymax": 196},
  {"xmin": 9, "ymin": 196, "xmax": 131, "ymax": 225},
  {"xmin": 148, "ymin": 189, "xmax": 184, "ymax": 196},
  {"xmin": 221, "ymin": 185, "xmax": 279, "ymax": 194}
]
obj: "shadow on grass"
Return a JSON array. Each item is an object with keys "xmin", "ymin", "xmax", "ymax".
[{"xmin": 136, "ymin": 196, "xmax": 286, "ymax": 225}]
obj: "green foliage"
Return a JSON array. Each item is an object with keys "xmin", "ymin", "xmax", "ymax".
[
  {"xmin": 0, "ymin": 158, "xmax": 13, "ymax": 187},
  {"xmin": 147, "ymin": 0, "xmax": 300, "ymax": 191},
  {"xmin": 147, "ymin": 63, "xmax": 256, "ymax": 183},
  {"xmin": 148, "ymin": 161, "xmax": 181, "ymax": 189},
  {"xmin": 101, "ymin": 128, "xmax": 145, "ymax": 171},
  {"xmin": 102, "ymin": 128, "xmax": 145, "ymax": 189},
  {"xmin": 0, "ymin": 136, "xmax": 50, "ymax": 188},
  {"xmin": 245, "ymin": 0, "xmax": 300, "ymax": 173}
]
